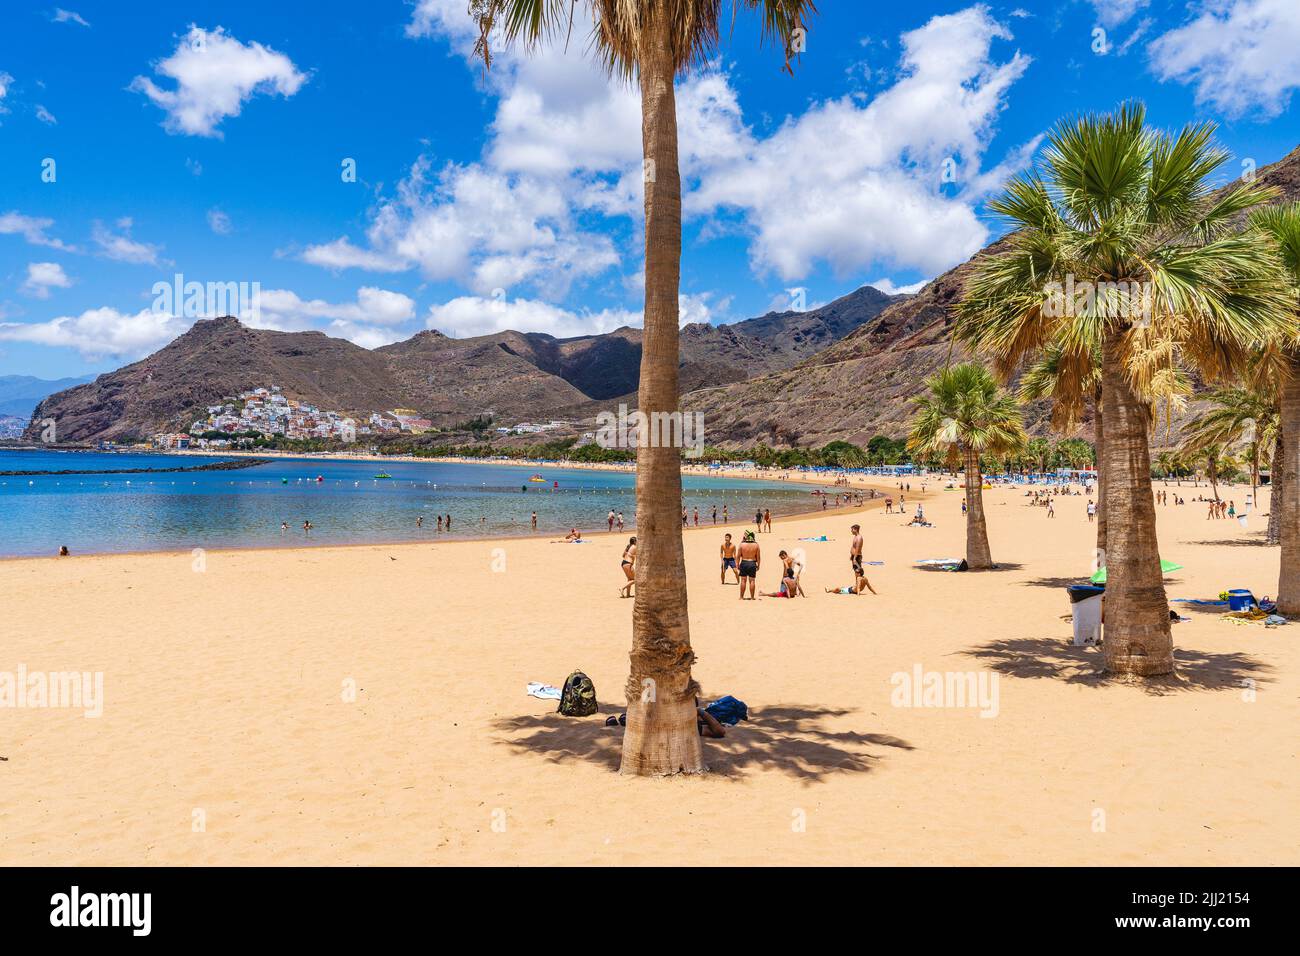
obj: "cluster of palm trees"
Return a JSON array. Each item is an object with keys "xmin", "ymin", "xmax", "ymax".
[{"xmin": 953, "ymin": 104, "xmax": 1300, "ymax": 679}]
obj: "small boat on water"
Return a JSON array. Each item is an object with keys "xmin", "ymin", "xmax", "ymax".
[
  {"xmin": 374, "ymin": 473, "xmax": 392, "ymax": 479},
  {"xmin": 528, "ymin": 475, "xmax": 546, "ymax": 483}
]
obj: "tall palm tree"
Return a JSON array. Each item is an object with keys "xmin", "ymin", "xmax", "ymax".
[
  {"xmin": 471, "ymin": 0, "xmax": 817, "ymax": 774},
  {"xmin": 958, "ymin": 103, "xmax": 1292, "ymax": 677},
  {"xmin": 1250, "ymin": 204, "xmax": 1300, "ymax": 613},
  {"xmin": 908, "ymin": 362, "xmax": 1027, "ymax": 569}
]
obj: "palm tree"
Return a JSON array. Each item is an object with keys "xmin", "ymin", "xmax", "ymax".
[
  {"xmin": 958, "ymin": 104, "xmax": 1292, "ymax": 677},
  {"xmin": 1251, "ymin": 203, "xmax": 1300, "ymax": 613},
  {"xmin": 908, "ymin": 362, "xmax": 1027, "ymax": 569},
  {"xmin": 470, "ymin": 0, "xmax": 816, "ymax": 774},
  {"xmin": 1180, "ymin": 386, "xmax": 1277, "ymax": 504}
]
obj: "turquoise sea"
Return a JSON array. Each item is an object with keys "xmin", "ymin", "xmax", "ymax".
[{"xmin": 0, "ymin": 450, "xmax": 817, "ymax": 557}]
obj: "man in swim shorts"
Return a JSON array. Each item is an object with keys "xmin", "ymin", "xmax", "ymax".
[
  {"xmin": 720, "ymin": 533, "xmax": 739, "ymax": 585},
  {"xmin": 737, "ymin": 530, "xmax": 761, "ymax": 600},
  {"xmin": 849, "ymin": 523, "xmax": 877, "ymax": 594}
]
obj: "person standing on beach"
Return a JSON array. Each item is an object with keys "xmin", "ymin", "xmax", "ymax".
[
  {"xmin": 737, "ymin": 530, "xmax": 760, "ymax": 600},
  {"xmin": 1046, "ymin": 499, "xmax": 1055, "ymax": 519},
  {"xmin": 531, "ymin": 512, "xmax": 537, "ymax": 531},
  {"xmin": 711, "ymin": 505, "xmax": 717, "ymax": 524},
  {"xmin": 619, "ymin": 537, "xmax": 636, "ymax": 599},
  {"xmin": 616, "ymin": 512, "xmax": 624, "ymax": 531},
  {"xmin": 693, "ymin": 506, "xmax": 699, "ymax": 526},
  {"xmin": 1087, "ymin": 500, "xmax": 1096, "ymax": 522},
  {"xmin": 682, "ymin": 507, "xmax": 689, "ymax": 526},
  {"xmin": 438, "ymin": 515, "xmax": 444, "ymax": 531},
  {"xmin": 754, "ymin": 507, "xmax": 763, "ymax": 531},
  {"xmin": 763, "ymin": 508, "xmax": 772, "ymax": 533},
  {"xmin": 720, "ymin": 533, "xmax": 739, "ymax": 585},
  {"xmin": 849, "ymin": 523, "xmax": 877, "ymax": 595}
]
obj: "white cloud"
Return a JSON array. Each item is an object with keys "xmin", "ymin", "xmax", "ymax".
[
  {"xmin": 867, "ymin": 277, "xmax": 928, "ymax": 296},
  {"xmin": 299, "ymin": 236, "xmax": 408, "ymax": 272},
  {"xmin": 1088, "ymin": 0, "xmax": 1149, "ymax": 28},
  {"xmin": 21, "ymin": 262, "xmax": 72, "ymax": 299},
  {"xmin": 0, "ymin": 307, "xmax": 187, "ymax": 360},
  {"xmin": 130, "ymin": 25, "xmax": 307, "ymax": 137},
  {"xmin": 52, "ymin": 8, "xmax": 91, "ymax": 28},
  {"xmin": 248, "ymin": 286, "xmax": 418, "ymax": 348},
  {"xmin": 302, "ymin": 5, "xmax": 1031, "ymax": 327},
  {"xmin": 92, "ymin": 219, "xmax": 163, "ymax": 265},
  {"xmin": 35, "ymin": 104, "xmax": 57, "ymax": 124},
  {"xmin": 426, "ymin": 295, "xmax": 640, "ymax": 339},
  {"xmin": 207, "ymin": 208, "xmax": 232, "ymax": 235},
  {"xmin": 0, "ymin": 71, "xmax": 11, "ymax": 119},
  {"xmin": 1148, "ymin": 0, "xmax": 1300, "ymax": 120},
  {"xmin": 691, "ymin": 7, "xmax": 1034, "ymax": 280},
  {"xmin": 0, "ymin": 211, "xmax": 74, "ymax": 251}
]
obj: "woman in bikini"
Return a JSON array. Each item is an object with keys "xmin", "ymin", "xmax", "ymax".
[{"xmin": 619, "ymin": 536, "xmax": 636, "ymax": 598}]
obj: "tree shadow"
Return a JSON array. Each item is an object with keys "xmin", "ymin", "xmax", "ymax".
[
  {"xmin": 1184, "ymin": 538, "xmax": 1274, "ymax": 548},
  {"xmin": 961, "ymin": 636, "xmax": 1270, "ymax": 695},
  {"xmin": 492, "ymin": 703, "xmax": 913, "ymax": 783},
  {"xmin": 912, "ymin": 562, "xmax": 1025, "ymax": 574},
  {"xmin": 1023, "ymin": 575, "xmax": 1092, "ymax": 589}
]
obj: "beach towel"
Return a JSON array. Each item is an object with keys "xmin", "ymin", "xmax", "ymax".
[
  {"xmin": 1175, "ymin": 599, "xmax": 1228, "ymax": 606},
  {"xmin": 527, "ymin": 681, "xmax": 562, "ymax": 701},
  {"xmin": 799, "ymin": 535, "xmax": 830, "ymax": 541},
  {"xmin": 704, "ymin": 695, "xmax": 748, "ymax": 726},
  {"xmin": 917, "ymin": 558, "xmax": 965, "ymax": 570}
]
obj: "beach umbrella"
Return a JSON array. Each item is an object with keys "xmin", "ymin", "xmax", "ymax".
[{"xmin": 1090, "ymin": 559, "xmax": 1182, "ymax": 584}]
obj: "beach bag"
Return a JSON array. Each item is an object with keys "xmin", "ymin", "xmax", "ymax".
[{"xmin": 558, "ymin": 670, "xmax": 598, "ymax": 717}]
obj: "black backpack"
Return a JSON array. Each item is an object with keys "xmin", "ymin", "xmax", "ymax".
[{"xmin": 558, "ymin": 670, "xmax": 598, "ymax": 717}]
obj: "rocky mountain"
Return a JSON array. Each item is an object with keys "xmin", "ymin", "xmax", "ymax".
[
  {"xmin": 684, "ymin": 143, "xmax": 1300, "ymax": 447},
  {"xmin": 27, "ymin": 284, "xmax": 902, "ymax": 441}
]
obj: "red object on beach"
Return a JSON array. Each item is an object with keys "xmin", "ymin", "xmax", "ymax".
[{"xmin": 554, "ymin": 480, "xmax": 559, "ymax": 489}]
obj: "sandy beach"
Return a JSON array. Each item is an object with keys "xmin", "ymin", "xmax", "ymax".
[{"xmin": 2, "ymin": 478, "xmax": 1294, "ymax": 866}]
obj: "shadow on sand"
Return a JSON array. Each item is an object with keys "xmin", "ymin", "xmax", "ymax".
[
  {"xmin": 962, "ymin": 636, "xmax": 1270, "ymax": 695},
  {"xmin": 493, "ymin": 704, "xmax": 913, "ymax": 782},
  {"xmin": 1184, "ymin": 537, "xmax": 1274, "ymax": 548}
]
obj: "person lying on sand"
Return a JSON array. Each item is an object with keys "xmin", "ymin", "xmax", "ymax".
[
  {"xmin": 697, "ymin": 703, "xmax": 726, "ymax": 738},
  {"xmin": 552, "ymin": 528, "xmax": 583, "ymax": 542}
]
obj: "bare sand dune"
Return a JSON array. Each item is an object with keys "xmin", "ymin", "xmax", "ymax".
[{"xmin": 1, "ymin": 479, "xmax": 1294, "ymax": 865}]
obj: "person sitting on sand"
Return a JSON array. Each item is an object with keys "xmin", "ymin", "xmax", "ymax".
[
  {"xmin": 564, "ymin": 528, "xmax": 582, "ymax": 542},
  {"xmin": 619, "ymin": 537, "xmax": 636, "ymax": 598},
  {"xmin": 737, "ymin": 530, "xmax": 760, "ymax": 600},
  {"xmin": 720, "ymin": 533, "xmax": 739, "ymax": 584}
]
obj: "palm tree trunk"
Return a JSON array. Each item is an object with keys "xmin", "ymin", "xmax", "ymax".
[
  {"xmin": 1100, "ymin": 327, "xmax": 1174, "ymax": 677},
  {"xmin": 1267, "ymin": 431, "xmax": 1283, "ymax": 545},
  {"xmin": 620, "ymin": 10, "xmax": 704, "ymax": 776},
  {"xmin": 1094, "ymin": 387, "xmax": 1106, "ymax": 558},
  {"xmin": 1277, "ymin": 359, "xmax": 1300, "ymax": 614},
  {"xmin": 964, "ymin": 447, "xmax": 993, "ymax": 569}
]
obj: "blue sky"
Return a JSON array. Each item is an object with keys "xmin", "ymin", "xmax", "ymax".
[{"xmin": 1, "ymin": 0, "xmax": 1298, "ymax": 380}]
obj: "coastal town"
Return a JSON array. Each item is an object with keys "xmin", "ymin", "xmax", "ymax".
[{"xmin": 149, "ymin": 385, "xmax": 573, "ymax": 449}]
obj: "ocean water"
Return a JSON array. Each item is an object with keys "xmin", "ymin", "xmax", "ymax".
[{"xmin": 0, "ymin": 450, "xmax": 818, "ymax": 557}]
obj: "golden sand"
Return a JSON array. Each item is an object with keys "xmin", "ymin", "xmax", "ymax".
[{"xmin": 1, "ymin": 478, "xmax": 1294, "ymax": 865}]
